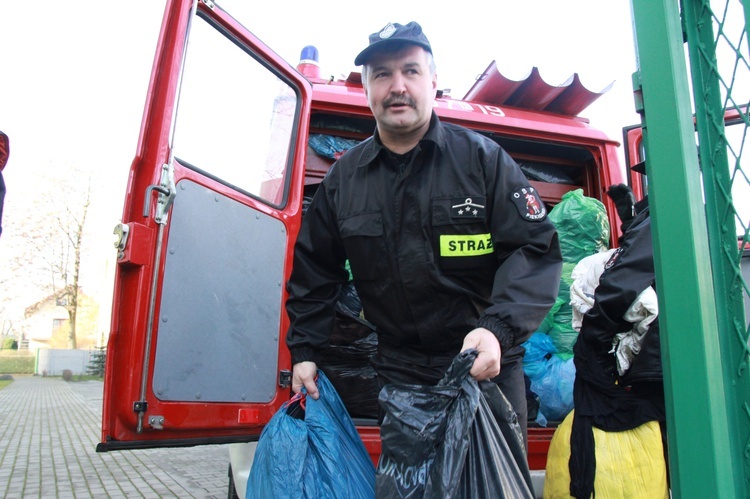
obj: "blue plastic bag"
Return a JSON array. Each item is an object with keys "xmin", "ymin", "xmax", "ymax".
[
  {"xmin": 522, "ymin": 332, "xmax": 557, "ymax": 380},
  {"xmin": 246, "ymin": 371, "xmax": 375, "ymax": 498},
  {"xmin": 530, "ymin": 355, "xmax": 576, "ymax": 422},
  {"xmin": 523, "ymin": 333, "xmax": 575, "ymax": 423},
  {"xmin": 308, "ymin": 134, "xmax": 360, "ymax": 160}
]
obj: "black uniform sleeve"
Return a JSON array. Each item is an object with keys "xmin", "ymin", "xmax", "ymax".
[
  {"xmin": 476, "ymin": 148, "xmax": 563, "ymax": 353},
  {"xmin": 579, "ymin": 208, "xmax": 655, "ymax": 353},
  {"xmin": 285, "ymin": 181, "xmax": 349, "ymax": 364}
]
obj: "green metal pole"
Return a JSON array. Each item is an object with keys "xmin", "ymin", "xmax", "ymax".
[
  {"xmin": 629, "ymin": 1, "xmax": 738, "ymax": 497},
  {"xmin": 682, "ymin": 0, "xmax": 750, "ymax": 495}
]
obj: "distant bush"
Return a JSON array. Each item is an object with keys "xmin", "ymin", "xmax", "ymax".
[
  {"xmin": 2, "ymin": 338, "xmax": 18, "ymax": 350},
  {"xmin": 0, "ymin": 351, "xmax": 35, "ymax": 374}
]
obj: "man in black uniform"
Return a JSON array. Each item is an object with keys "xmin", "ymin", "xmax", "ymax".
[{"xmin": 285, "ymin": 21, "xmax": 562, "ymax": 444}]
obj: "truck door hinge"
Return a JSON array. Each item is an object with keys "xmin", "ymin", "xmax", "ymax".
[
  {"xmin": 113, "ymin": 223, "xmax": 130, "ymax": 260},
  {"xmin": 148, "ymin": 416, "xmax": 165, "ymax": 430},
  {"xmin": 279, "ymin": 370, "xmax": 292, "ymax": 388},
  {"xmin": 143, "ymin": 163, "xmax": 176, "ymax": 225}
]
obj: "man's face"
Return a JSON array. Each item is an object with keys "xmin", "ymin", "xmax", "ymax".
[{"xmin": 363, "ymin": 45, "xmax": 437, "ymax": 139}]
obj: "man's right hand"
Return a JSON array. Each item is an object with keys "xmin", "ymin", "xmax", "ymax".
[
  {"xmin": 461, "ymin": 327, "xmax": 501, "ymax": 380},
  {"xmin": 292, "ymin": 361, "xmax": 319, "ymax": 400}
]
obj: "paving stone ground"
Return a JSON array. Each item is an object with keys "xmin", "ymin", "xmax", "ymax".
[{"xmin": 0, "ymin": 376, "xmax": 232, "ymax": 498}]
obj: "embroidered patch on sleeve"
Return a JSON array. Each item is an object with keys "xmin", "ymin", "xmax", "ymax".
[
  {"xmin": 604, "ymin": 247, "xmax": 623, "ymax": 270},
  {"xmin": 510, "ymin": 187, "xmax": 547, "ymax": 221}
]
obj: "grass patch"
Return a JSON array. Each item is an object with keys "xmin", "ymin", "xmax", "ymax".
[
  {"xmin": 0, "ymin": 379, "xmax": 13, "ymax": 390},
  {"xmin": 40, "ymin": 374, "xmax": 103, "ymax": 382},
  {"xmin": 71, "ymin": 374, "xmax": 104, "ymax": 382}
]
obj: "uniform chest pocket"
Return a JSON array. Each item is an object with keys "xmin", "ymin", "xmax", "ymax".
[
  {"xmin": 431, "ymin": 198, "xmax": 495, "ymax": 271},
  {"xmin": 339, "ymin": 212, "xmax": 389, "ymax": 282}
]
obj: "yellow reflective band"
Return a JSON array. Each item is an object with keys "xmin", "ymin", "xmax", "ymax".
[{"xmin": 440, "ymin": 234, "xmax": 494, "ymax": 257}]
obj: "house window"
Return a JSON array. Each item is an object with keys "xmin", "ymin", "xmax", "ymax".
[{"xmin": 52, "ymin": 319, "xmax": 66, "ymax": 329}]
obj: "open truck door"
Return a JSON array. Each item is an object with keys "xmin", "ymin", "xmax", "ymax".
[
  {"xmin": 624, "ymin": 108, "xmax": 750, "ymax": 320},
  {"xmin": 98, "ymin": 0, "xmax": 312, "ymax": 451},
  {"xmin": 622, "ymin": 124, "xmax": 647, "ymax": 200}
]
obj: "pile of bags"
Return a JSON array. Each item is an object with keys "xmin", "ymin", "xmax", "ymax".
[{"xmin": 523, "ymin": 189, "xmax": 609, "ymax": 424}]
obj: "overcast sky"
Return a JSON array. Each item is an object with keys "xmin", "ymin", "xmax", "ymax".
[{"xmin": 0, "ymin": 1, "xmax": 640, "ymax": 300}]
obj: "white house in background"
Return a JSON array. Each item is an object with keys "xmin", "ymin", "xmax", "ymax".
[
  {"xmin": 23, "ymin": 291, "xmax": 71, "ymax": 351},
  {"xmin": 22, "ymin": 288, "xmax": 101, "ymax": 351}
]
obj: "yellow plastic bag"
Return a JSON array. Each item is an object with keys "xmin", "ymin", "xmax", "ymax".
[{"xmin": 544, "ymin": 411, "xmax": 669, "ymax": 499}]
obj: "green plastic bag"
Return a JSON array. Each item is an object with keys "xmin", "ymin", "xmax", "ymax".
[
  {"xmin": 548, "ymin": 189, "xmax": 609, "ymax": 264},
  {"xmin": 546, "ymin": 262, "xmax": 578, "ymax": 355},
  {"xmin": 542, "ymin": 190, "xmax": 609, "ymax": 355}
]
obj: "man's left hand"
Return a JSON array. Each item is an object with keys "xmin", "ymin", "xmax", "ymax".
[{"xmin": 461, "ymin": 327, "xmax": 501, "ymax": 380}]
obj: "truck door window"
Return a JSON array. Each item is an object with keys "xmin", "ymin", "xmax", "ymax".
[{"xmin": 171, "ymin": 15, "xmax": 299, "ymax": 207}]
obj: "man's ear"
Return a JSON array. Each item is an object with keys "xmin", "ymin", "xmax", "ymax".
[{"xmin": 361, "ymin": 69, "xmax": 369, "ymax": 97}]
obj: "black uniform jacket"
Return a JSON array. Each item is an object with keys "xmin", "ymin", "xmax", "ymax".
[
  {"xmin": 578, "ymin": 198, "xmax": 662, "ymax": 385},
  {"xmin": 286, "ymin": 113, "xmax": 562, "ymax": 368}
]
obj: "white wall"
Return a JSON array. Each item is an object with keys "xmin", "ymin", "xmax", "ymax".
[{"xmin": 36, "ymin": 349, "xmax": 94, "ymax": 376}]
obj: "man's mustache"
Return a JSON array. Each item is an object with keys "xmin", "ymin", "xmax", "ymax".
[{"xmin": 383, "ymin": 96, "xmax": 416, "ymax": 108}]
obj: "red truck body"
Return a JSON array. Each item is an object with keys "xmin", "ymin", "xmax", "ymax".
[{"xmin": 99, "ymin": 0, "xmax": 629, "ymax": 492}]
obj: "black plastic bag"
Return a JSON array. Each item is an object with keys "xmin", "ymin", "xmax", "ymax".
[
  {"xmin": 317, "ymin": 310, "xmax": 380, "ymax": 420},
  {"xmin": 376, "ymin": 350, "xmax": 534, "ymax": 498}
]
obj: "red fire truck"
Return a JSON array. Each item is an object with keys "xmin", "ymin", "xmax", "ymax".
[{"xmin": 98, "ymin": 1, "xmax": 635, "ymax": 496}]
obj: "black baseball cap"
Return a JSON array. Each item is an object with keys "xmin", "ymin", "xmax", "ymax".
[{"xmin": 354, "ymin": 21, "xmax": 432, "ymax": 66}]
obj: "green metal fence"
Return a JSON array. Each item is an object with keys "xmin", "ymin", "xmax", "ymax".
[{"xmin": 630, "ymin": 0, "xmax": 749, "ymax": 497}]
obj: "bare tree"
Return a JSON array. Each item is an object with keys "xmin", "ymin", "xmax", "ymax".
[
  {"xmin": 55, "ymin": 183, "xmax": 90, "ymax": 349},
  {"xmin": 0, "ymin": 305, "xmax": 14, "ymax": 339},
  {"xmin": 46, "ymin": 176, "xmax": 91, "ymax": 349},
  {"xmin": 1, "ymin": 165, "xmax": 94, "ymax": 349}
]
